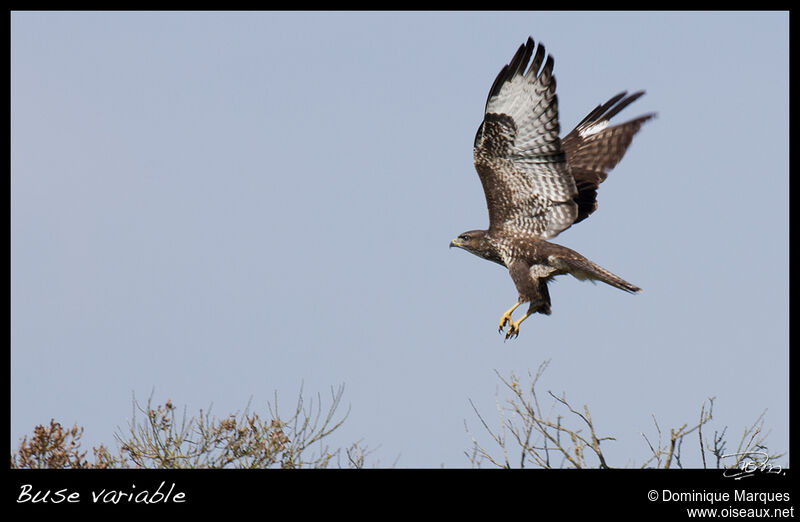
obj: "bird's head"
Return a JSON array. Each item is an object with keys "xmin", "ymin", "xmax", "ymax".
[
  {"xmin": 449, "ymin": 230, "xmax": 485, "ymax": 252},
  {"xmin": 450, "ymin": 229, "xmax": 503, "ymax": 265}
]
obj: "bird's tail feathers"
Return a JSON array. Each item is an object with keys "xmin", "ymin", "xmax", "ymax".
[{"xmin": 549, "ymin": 254, "xmax": 641, "ymax": 294}]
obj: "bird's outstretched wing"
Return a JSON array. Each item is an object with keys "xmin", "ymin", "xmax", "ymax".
[
  {"xmin": 561, "ymin": 91, "xmax": 656, "ymax": 224},
  {"xmin": 473, "ymin": 37, "xmax": 578, "ymax": 240}
]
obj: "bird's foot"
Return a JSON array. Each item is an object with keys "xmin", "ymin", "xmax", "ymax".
[
  {"xmin": 504, "ymin": 320, "xmax": 521, "ymax": 340},
  {"xmin": 498, "ymin": 311, "xmax": 513, "ymax": 333}
]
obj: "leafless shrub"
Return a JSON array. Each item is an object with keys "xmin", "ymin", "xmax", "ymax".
[
  {"xmin": 641, "ymin": 399, "xmax": 784, "ymax": 470},
  {"xmin": 12, "ymin": 385, "xmax": 375, "ymax": 469},
  {"xmin": 466, "ymin": 360, "xmax": 784, "ymax": 469}
]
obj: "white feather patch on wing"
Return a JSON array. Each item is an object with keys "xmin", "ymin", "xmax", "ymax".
[
  {"xmin": 577, "ymin": 119, "xmax": 609, "ymax": 138},
  {"xmin": 529, "ymin": 264, "xmax": 558, "ymax": 279}
]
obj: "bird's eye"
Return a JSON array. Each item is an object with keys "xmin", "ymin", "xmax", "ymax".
[{"xmin": 459, "ymin": 235, "xmax": 469, "ymax": 241}]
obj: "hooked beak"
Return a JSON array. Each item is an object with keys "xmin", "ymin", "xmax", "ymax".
[{"xmin": 449, "ymin": 238, "xmax": 461, "ymax": 249}]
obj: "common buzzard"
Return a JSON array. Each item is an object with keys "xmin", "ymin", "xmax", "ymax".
[{"xmin": 450, "ymin": 37, "xmax": 654, "ymax": 340}]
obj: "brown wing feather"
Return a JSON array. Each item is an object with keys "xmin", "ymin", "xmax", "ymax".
[
  {"xmin": 473, "ymin": 37, "xmax": 578, "ymax": 240},
  {"xmin": 562, "ymin": 91, "xmax": 656, "ymax": 223}
]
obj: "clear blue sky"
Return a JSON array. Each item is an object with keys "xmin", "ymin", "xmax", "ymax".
[{"xmin": 11, "ymin": 11, "xmax": 788, "ymax": 468}]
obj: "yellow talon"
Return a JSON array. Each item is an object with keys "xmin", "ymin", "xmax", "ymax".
[
  {"xmin": 498, "ymin": 313, "xmax": 511, "ymax": 331},
  {"xmin": 504, "ymin": 313, "xmax": 534, "ymax": 340},
  {"xmin": 498, "ymin": 302, "xmax": 521, "ymax": 332},
  {"xmin": 505, "ymin": 321, "xmax": 521, "ymax": 340}
]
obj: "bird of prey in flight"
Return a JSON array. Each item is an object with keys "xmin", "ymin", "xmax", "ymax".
[{"xmin": 450, "ymin": 37, "xmax": 654, "ymax": 340}]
